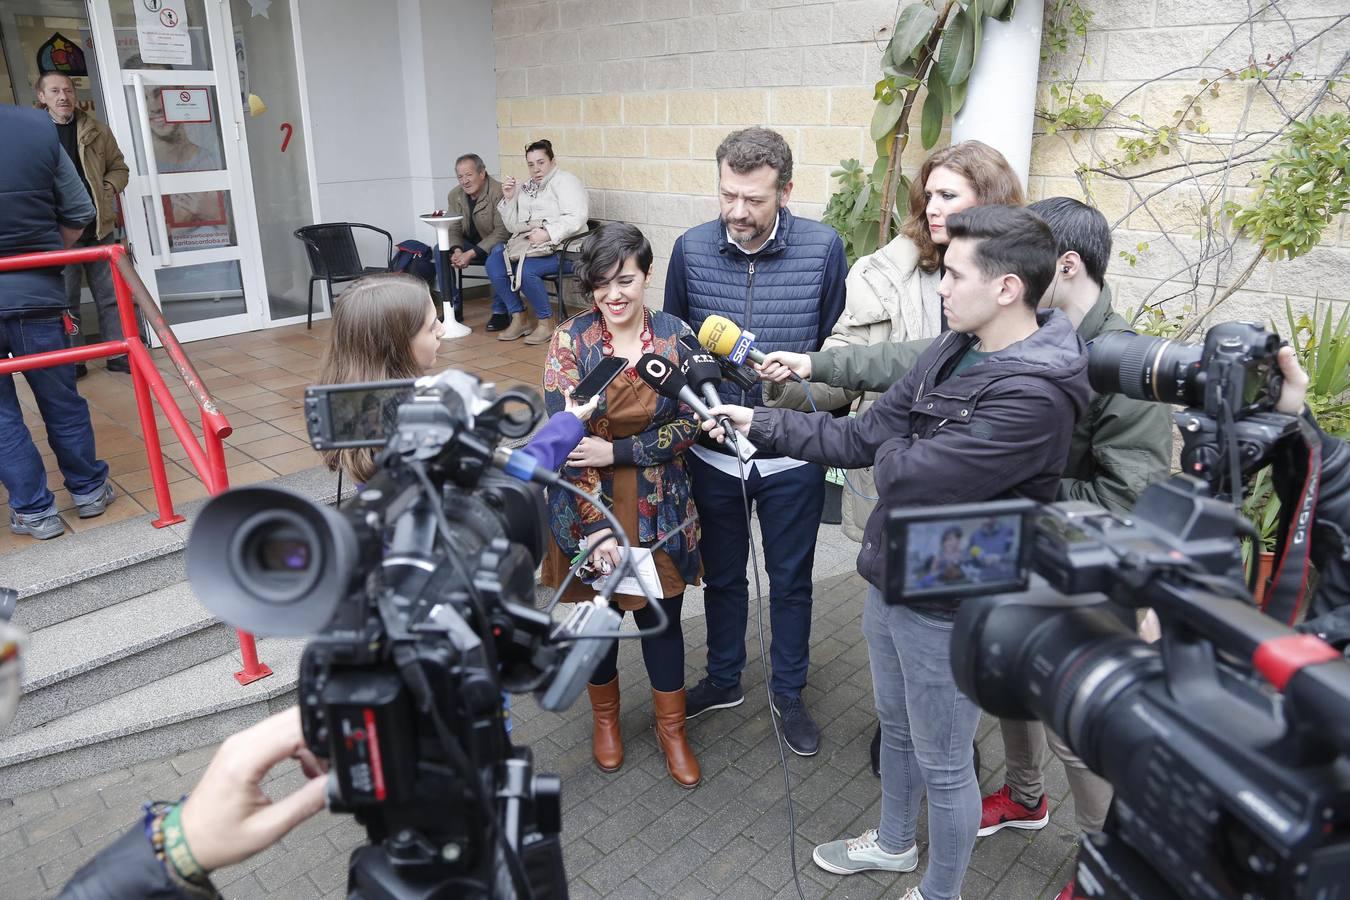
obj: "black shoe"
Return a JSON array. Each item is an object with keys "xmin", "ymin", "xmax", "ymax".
[
  {"xmin": 485, "ymin": 312, "xmax": 510, "ymax": 332},
  {"xmin": 685, "ymin": 677, "xmax": 744, "ymax": 720},
  {"xmin": 75, "ymin": 363, "xmax": 89, "ymax": 379},
  {"xmin": 106, "ymin": 356, "xmax": 131, "ymax": 373},
  {"xmin": 454, "ymin": 306, "xmax": 465, "ymax": 323},
  {"xmin": 870, "ymin": 722, "xmax": 881, "ymax": 777},
  {"xmin": 772, "ymin": 692, "xmax": 820, "ymax": 756}
]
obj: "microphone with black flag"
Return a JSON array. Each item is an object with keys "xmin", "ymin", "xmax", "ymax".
[{"xmin": 634, "ymin": 353, "xmax": 756, "ymax": 462}]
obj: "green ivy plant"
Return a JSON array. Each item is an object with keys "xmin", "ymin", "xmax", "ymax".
[{"xmin": 823, "ymin": 0, "xmax": 1022, "ymax": 263}]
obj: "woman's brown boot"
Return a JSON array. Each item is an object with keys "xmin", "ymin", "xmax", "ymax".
[
  {"xmin": 586, "ymin": 677, "xmax": 623, "ymax": 772},
  {"xmin": 651, "ymin": 688, "xmax": 701, "ymax": 788}
]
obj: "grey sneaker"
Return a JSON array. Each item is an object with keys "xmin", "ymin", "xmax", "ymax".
[
  {"xmin": 76, "ymin": 483, "xmax": 116, "ymax": 519},
  {"xmin": 812, "ymin": 828, "xmax": 918, "ymax": 875},
  {"xmin": 10, "ymin": 510, "xmax": 65, "ymax": 540}
]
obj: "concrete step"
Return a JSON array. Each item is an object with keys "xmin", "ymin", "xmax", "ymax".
[
  {"xmin": 0, "ymin": 636, "xmax": 305, "ymax": 797},
  {"xmin": 2, "ymin": 465, "xmax": 348, "ymax": 631},
  {"xmin": 11, "ymin": 582, "xmax": 234, "ymax": 732}
]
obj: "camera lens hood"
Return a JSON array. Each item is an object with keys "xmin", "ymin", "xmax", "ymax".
[{"xmin": 187, "ymin": 486, "xmax": 357, "ymax": 637}]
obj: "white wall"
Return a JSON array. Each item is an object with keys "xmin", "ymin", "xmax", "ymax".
[{"xmin": 296, "ymin": 0, "xmax": 498, "ymax": 246}]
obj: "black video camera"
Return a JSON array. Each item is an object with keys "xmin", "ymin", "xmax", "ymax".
[
  {"xmin": 886, "ymin": 478, "xmax": 1350, "ymax": 899},
  {"xmin": 187, "ymin": 370, "xmax": 618, "ymax": 900},
  {"xmin": 1091, "ymin": 320, "xmax": 1290, "ymax": 494}
]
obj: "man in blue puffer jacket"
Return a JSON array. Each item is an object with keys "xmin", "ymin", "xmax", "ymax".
[{"xmin": 664, "ymin": 127, "xmax": 847, "ymax": 755}]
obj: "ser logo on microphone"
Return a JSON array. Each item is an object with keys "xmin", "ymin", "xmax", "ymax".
[{"xmin": 729, "ymin": 333, "xmax": 755, "ymax": 366}]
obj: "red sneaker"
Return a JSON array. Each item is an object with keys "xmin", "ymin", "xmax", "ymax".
[
  {"xmin": 977, "ymin": 784, "xmax": 1050, "ymax": 836},
  {"xmin": 1054, "ymin": 879, "xmax": 1076, "ymax": 900}
]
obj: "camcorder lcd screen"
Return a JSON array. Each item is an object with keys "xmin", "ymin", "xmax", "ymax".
[
  {"xmin": 305, "ymin": 380, "xmax": 416, "ymax": 450},
  {"xmin": 885, "ymin": 500, "xmax": 1036, "ymax": 605}
]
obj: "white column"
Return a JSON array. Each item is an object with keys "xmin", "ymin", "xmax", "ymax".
[{"xmin": 951, "ymin": 0, "xmax": 1045, "ymax": 191}]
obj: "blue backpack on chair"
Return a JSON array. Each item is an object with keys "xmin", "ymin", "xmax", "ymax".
[{"xmin": 389, "ymin": 239, "xmax": 438, "ymax": 288}]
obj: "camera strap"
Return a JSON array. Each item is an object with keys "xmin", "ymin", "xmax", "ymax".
[{"xmin": 1262, "ymin": 417, "xmax": 1322, "ymax": 625}]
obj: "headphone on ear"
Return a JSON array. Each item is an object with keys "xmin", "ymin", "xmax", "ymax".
[{"xmin": 1061, "ymin": 265, "xmax": 1070, "ymax": 273}]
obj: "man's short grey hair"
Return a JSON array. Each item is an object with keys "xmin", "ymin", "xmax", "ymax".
[
  {"xmin": 35, "ymin": 71, "xmax": 74, "ymax": 93},
  {"xmin": 716, "ymin": 127, "xmax": 793, "ymax": 192},
  {"xmin": 455, "ymin": 153, "xmax": 487, "ymax": 174}
]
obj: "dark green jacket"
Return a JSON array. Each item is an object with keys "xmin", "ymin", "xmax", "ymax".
[{"xmin": 804, "ymin": 288, "xmax": 1174, "ymax": 515}]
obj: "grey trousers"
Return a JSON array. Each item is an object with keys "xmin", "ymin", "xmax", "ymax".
[
  {"xmin": 1000, "ymin": 717, "xmax": 1113, "ymax": 833},
  {"xmin": 63, "ymin": 233, "xmax": 124, "ymax": 348}
]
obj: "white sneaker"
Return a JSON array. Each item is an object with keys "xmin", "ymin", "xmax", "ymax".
[
  {"xmin": 812, "ymin": 827, "xmax": 918, "ymax": 875},
  {"xmin": 899, "ymin": 888, "xmax": 962, "ymax": 900}
]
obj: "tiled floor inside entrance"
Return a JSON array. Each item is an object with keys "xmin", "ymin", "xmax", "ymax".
[{"xmin": 1, "ymin": 299, "xmax": 548, "ymax": 557}]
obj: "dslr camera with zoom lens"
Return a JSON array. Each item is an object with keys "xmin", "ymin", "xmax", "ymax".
[
  {"xmin": 883, "ymin": 322, "xmax": 1350, "ymax": 899},
  {"xmin": 1090, "ymin": 320, "xmax": 1293, "ymax": 493},
  {"xmin": 187, "ymin": 370, "xmax": 620, "ymax": 900}
]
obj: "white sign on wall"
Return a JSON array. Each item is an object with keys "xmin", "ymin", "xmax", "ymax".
[
  {"xmin": 134, "ymin": 0, "xmax": 191, "ymax": 66},
  {"xmin": 161, "ymin": 87, "xmax": 211, "ymax": 123}
]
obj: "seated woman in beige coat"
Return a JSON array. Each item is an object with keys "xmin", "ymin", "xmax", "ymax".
[
  {"xmin": 766, "ymin": 140, "xmax": 1023, "ymax": 541},
  {"xmin": 486, "ymin": 138, "xmax": 589, "ymax": 345}
]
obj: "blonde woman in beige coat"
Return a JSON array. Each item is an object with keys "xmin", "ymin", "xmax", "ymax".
[
  {"xmin": 765, "ymin": 140, "xmax": 1024, "ymax": 541},
  {"xmin": 487, "ymin": 138, "xmax": 589, "ymax": 344}
]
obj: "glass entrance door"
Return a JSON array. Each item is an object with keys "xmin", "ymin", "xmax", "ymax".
[{"xmin": 86, "ymin": 0, "xmax": 266, "ymax": 343}]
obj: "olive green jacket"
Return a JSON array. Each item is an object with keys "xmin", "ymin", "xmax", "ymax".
[{"xmin": 798, "ymin": 287, "xmax": 1174, "ymax": 519}]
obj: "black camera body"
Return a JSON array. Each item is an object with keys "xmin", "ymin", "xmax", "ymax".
[
  {"xmin": 187, "ymin": 370, "xmax": 611, "ymax": 900},
  {"xmin": 1091, "ymin": 320, "xmax": 1285, "ymax": 493},
  {"xmin": 944, "ymin": 478, "xmax": 1350, "ymax": 899}
]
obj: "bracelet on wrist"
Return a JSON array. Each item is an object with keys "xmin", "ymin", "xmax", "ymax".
[{"xmin": 162, "ymin": 801, "xmax": 210, "ymax": 886}]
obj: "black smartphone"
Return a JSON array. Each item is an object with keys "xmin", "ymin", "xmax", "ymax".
[
  {"xmin": 884, "ymin": 499, "xmax": 1036, "ymax": 606},
  {"xmin": 572, "ymin": 356, "xmax": 628, "ymax": 404},
  {"xmin": 304, "ymin": 379, "xmax": 417, "ymax": 449}
]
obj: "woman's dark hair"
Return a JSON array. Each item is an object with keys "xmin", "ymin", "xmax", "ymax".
[
  {"xmin": 525, "ymin": 138, "xmax": 555, "ymax": 160},
  {"xmin": 945, "ymin": 205, "xmax": 1056, "ymax": 310},
  {"xmin": 941, "ymin": 526, "xmax": 964, "ymax": 544},
  {"xmin": 575, "ymin": 222, "xmax": 654, "ymax": 292}
]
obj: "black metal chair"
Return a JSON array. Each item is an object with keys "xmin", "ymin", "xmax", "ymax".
[
  {"xmin": 539, "ymin": 218, "xmax": 602, "ymax": 321},
  {"xmin": 294, "ymin": 223, "xmax": 395, "ymax": 329}
]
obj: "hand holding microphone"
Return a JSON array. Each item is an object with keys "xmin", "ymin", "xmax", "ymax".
[
  {"xmin": 699, "ymin": 404, "xmax": 753, "ymax": 444},
  {"xmin": 757, "ymin": 350, "xmax": 813, "ymax": 384}
]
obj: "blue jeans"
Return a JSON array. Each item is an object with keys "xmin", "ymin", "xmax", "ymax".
[
  {"xmin": 863, "ymin": 586, "xmax": 981, "ymax": 900},
  {"xmin": 484, "ymin": 243, "xmax": 567, "ymax": 319},
  {"xmin": 0, "ymin": 314, "xmax": 109, "ymax": 518},
  {"xmin": 689, "ymin": 454, "xmax": 824, "ymax": 696}
]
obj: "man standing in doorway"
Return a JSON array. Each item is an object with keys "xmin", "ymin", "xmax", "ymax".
[
  {"xmin": 664, "ymin": 127, "xmax": 848, "ymax": 756},
  {"xmin": 35, "ymin": 71, "xmax": 131, "ymax": 375},
  {"xmin": 443, "ymin": 153, "xmax": 509, "ymax": 328},
  {"xmin": 0, "ymin": 104, "xmax": 116, "ymax": 540}
]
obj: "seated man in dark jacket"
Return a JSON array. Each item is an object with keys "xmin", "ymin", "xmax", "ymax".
[{"xmin": 706, "ymin": 205, "xmax": 1090, "ymax": 899}]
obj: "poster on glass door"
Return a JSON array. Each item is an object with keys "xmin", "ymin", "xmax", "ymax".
[{"xmin": 134, "ymin": 0, "xmax": 192, "ymax": 66}]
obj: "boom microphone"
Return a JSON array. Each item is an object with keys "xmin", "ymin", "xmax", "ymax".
[
  {"xmin": 697, "ymin": 315, "xmax": 804, "ymax": 383},
  {"xmin": 634, "ymin": 353, "xmax": 755, "ymax": 463}
]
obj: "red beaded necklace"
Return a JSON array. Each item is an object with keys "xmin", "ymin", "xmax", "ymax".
[{"xmin": 600, "ymin": 306, "xmax": 653, "ymax": 358}]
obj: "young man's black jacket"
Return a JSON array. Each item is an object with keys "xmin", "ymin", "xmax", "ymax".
[{"xmin": 747, "ymin": 310, "xmax": 1092, "ymax": 615}]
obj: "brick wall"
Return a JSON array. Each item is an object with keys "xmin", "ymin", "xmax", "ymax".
[{"xmin": 492, "ymin": 0, "xmax": 1348, "ymax": 320}]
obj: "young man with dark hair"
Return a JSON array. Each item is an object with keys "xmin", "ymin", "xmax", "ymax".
[
  {"xmin": 705, "ymin": 204, "xmax": 1090, "ymax": 900},
  {"xmin": 664, "ymin": 127, "xmax": 847, "ymax": 756},
  {"xmin": 758, "ymin": 197, "xmax": 1173, "ymax": 900}
]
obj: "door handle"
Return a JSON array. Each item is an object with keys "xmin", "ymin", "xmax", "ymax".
[{"xmin": 131, "ymin": 73, "xmax": 173, "ymax": 267}]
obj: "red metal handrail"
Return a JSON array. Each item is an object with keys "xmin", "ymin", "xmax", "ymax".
[{"xmin": 0, "ymin": 244, "xmax": 272, "ymax": 685}]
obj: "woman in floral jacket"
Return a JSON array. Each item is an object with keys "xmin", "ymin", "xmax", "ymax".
[{"xmin": 541, "ymin": 222, "xmax": 702, "ymax": 788}]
